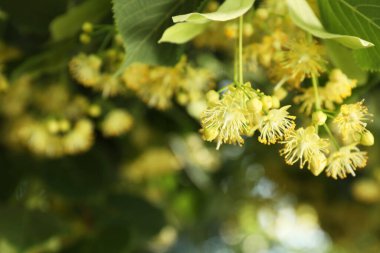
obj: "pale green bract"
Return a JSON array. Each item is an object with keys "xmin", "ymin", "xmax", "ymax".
[
  {"xmin": 172, "ymin": 0, "xmax": 255, "ymax": 24},
  {"xmin": 159, "ymin": 0, "xmax": 255, "ymax": 44},
  {"xmin": 159, "ymin": 23, "xmax": 208, "ymax": 44},
  {"xmin": 286, "ymin": 0, "xmax": 373, "ymax": 49}
]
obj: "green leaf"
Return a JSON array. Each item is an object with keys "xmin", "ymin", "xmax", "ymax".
[
  {"xmin": 49, "ymin": 0, "xmax": 111, "ymax": 41},
  {"xmin": 0, "ymin": 0, "xmax": 66, "ymax": 35},
  {"xmin": 173, "ymin": 0, "xmax": 255, "ymax": 23},
  {"xmin": 318, "ymin": 0, "xmax": 380, "ymax": 71},
  {"xmin": 113, "ymin": 0, "xmax": 201, "ymax": 69},
  {"xmin": 159, "ymin": 22, "xmax": 208, "ymax": 44},
  {"xmin": 324, "ymin": 40, "xmax": 368, "ymax": 85},
  {"xmin": 287, "ymin": 0, "xmax": 373, "ymax": 49},
  {"xmin": 0, "ymin": 206, "xmax": 63, "ymax": 250}
]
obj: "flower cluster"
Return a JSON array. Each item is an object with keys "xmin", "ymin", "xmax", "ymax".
[
  {"xmin": 122, "ymin": 57, "xmax": 215, "ymax": 114},
  {"xmin": 200, "ymin": 83, "xmax": 295, "ymax": 149},
  {"xmin": 194, "ymin": 0, "xmax": 374, "ymax": 180}
]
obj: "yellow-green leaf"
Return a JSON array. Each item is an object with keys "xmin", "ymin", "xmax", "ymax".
[
  {"xmin": 173, "ymin": 0, "xmax": 255, "ymax": 24},
  {"xmin": 287, "ymin": 0, "xmax": 373, "ymax": 49},
  {"xmin": 159, "ymin": 22, "xmax": 208, "ymax": 44}
]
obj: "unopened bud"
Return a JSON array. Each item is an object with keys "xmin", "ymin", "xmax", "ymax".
[
  {"xmin": 360, "ymin": 130, "xmax": 374, "ymax": 146},
  {"xmin": 271, "ymin": 96, "xmax": 280, "ymax": 108},
  {"xmin": 273, "ymin": 87, "xmax": 288, "ymax": 101},
  {"xmin": 256, "ymin": 8, "xmax": 269, "ymax": 20},
  {"xmin": 47, "ymin": 120, "xmax": 59, "ymax": 134},
  {"xmin": 202, "ymin": 127, "xmax": 219, "ymax": 141},
  {"xmin": 59, "ymin": 119, "xmax": 71, "ymax": 132},
  {"xmin": 310, "ymin": 153, "xmax": 327, "ymax": 176},
  {"xmin": 247, "ymin": 98, "xmax": 263, "ymax": 113},
  {"xmin": 243, "ymin": 23, "xmax": 254, "ymax": 37},
  {"xmin": 80, "ymin": 33, "xmax": 91, "ymax": 44},
  {"xmin": 312, "ymin": 111, "xmax": 327, "ymax": 126},
  {"xmin": 206, "ymin": 90, "xmax": 220, "ymax": 105},
  {"xmin": 82, "ymin": 22, "xmax": 93, "ymax": 33},
  {"xmin": 261, "ymin": 96, "xmax": 273, "ymax": 111},
  {"xmin": 88, "ymin": 104, "xmax": 102, "ymax": 117}
]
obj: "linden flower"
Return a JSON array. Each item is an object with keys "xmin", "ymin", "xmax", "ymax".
[
  {"xmin": 258, "ymin": 105, "xmax": 295, "ymax": 144},
  {"xmin": 280, "ymin": 126, "xmax": 330, "ymax": 175},
  {"xmin": 0, "ymin": 72, "xmax": 9, "ymax": 92},
  {"xmin": 325, "ymin": 145, "xmax": 367, "ymax": 180},
  {"xmin": 200, "ymin": 88, "xmax": 252, "ymax": 150},
  {"xmin": 123, "ymin": 61, "xmax": 184, "ymax": 110},
  {"xmin": 333, "ymin": 101, "xmax": 372, "ymax": 142},
  {"xmin": 324, "ymin": 69, "xmax": 357, "ymax": 105},
  {"xmin": 63, "ymin": 119, "xmax": 94, "ymax": 155},
  {"xmin": 101, "ymin": 109, "xmax": 133, "ymax": 137},
  {"xmin": 69, "ymin": 53, "xmax": 102, "ymax": 87},
  {"xmin": 280, "ymin": 39, "xmax": 326, "ymax": 88},
  {"xmin": 294, "ymin": 70, "xmax": 357, "ymax": 115},
  {"xmin": 96, "ymin": 74, "xmax": 125, "ymax": 97}
]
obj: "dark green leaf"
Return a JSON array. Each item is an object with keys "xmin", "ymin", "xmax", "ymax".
[
  {"xmin": 324, "ymin": 40, "xmax": 368, "ymax": 85},
  {"xmin": 0, "ymin": 0, "xmax": 66, "ymax": 35},
  {"xmin": 318, "ymin": 0, "xmax": 380, "ymax": 71},
  {"xmin": 50, "ymin": 0, "xmax": 111, "ymax": 41},
  {"xmin": 112, "ymin": 0, "xmax": 202, "ymax": 70},
  {"xmin": 0, "ymin": 206, "xmax": 63, "ymax": 250}
]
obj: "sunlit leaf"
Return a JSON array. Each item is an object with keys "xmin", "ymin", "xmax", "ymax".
[
  {"xmin": 287, "ymin": 0, "xmax": 373, "ymax": 49},
  {"xmin": 318, "ymin": 0, "xmax": 380, "ymax": 71},
  {"xmin": 159, "ymin": 22, "xmax": 208, "ymax": 44},
  {"xmin": 50, "ymin": 0, "xmax": 110, "ymax": 41},
  {"xmin": 173, "ymin": 0, "xmax": 255, "ymax": 23}
]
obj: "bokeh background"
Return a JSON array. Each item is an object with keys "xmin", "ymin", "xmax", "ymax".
[{"xmin": 1, "ymin": 0, "xmax": 380, "ymax": 252}]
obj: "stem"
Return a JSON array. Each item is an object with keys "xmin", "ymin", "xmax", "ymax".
[
  {"xmin": 312, "ymin": 75, "xmax": 321, "ymax": 134},
  {"xmin": 234, "ymin": 26, "xmax": 239, "ymax": 83},
  {"xmin": 323, "ymin": 124, "xmax": 340, "ymax": 150},
  {"xmin": 312, "ymin": 75, "xmax": 321, "ymax": 111},
  {"xmin": 238, "ymin": 15, "xmax": 244, "ymax": 84}
]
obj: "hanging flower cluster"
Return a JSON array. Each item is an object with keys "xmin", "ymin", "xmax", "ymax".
[{"xmin": 194, "ymin": 0, "xmax": 374, "ymax": 180}]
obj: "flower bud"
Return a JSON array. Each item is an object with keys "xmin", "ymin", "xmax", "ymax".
[
  {"xmin": 273, "ymin": 87, "xmax": 287, "ymax": 101},
  {"xmin": 243, "ymin": 23, "xmax": 254, "ymax": 37},
  {"xmin": 59, "ymin": 119, "xmax": 71, "ymax": 133},
  {"xmin": 261, "ymin": 96, "xmax": 272, "ymax": 111},
  {"xmin": 47, "ymin": 120, "xmax": 59, "ymax": 134},
  {"xmin": 202, "ymin": 127, "xmax": 219, "ymax": 141},
  {"xmin": 312, "ymin": 111, "xmax": 327, "ymax": 126},
  {"xmin": 88, "ymin": 104, "xmax": 102, "ymax": 117},
  {"xmin": 360, "ymin": 130, "xmax": 374, "ymax": 146},
  {"xmin": 310, "ymin": 153, "xmax": 327, "ymax": 176},
  {"xmin": 256, "ymin": 8, "xmax": 269, "ymax": 20},
  {"xmin": 79, "ymin": 33, "xmax": 91, "ymax": 44},
  {"xmin": 247, "ymin": 98, "xmax": 263, "ymax": 113},
  {"xmin": 206, "ymin": 90, "xmax": 219, "ymax": 105},
  {"xmin": 82, "ymin": 22, "xmax": 93, "ymax": 33},
  {"xmin": 271, "ymin": 96, "xmax": 280, "ymax": 109}
]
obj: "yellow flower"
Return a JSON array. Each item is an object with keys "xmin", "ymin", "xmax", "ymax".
[
  {"xmin": 325, "ymin": 145, "xmax": 367, "ymax": 180},
  {"xmin": 122, "ymin": 61, "xmax": 184, "ymax": 110},
  {"xmin": 294, "ymin": 70, "xmax": 357, "ymax": 115},
  {"xmin": 280, "ymin": 126, "xmax": 330, "ymax": 174},
  {"xmin": 333, "ymin": 101, "xmax": 372, "ymax": 142},
  {"xmin": 101, "ymin": 109, "xmax": 133, "ymax": 137},
  {"xmin": 0, "ymin": 72, "xmax": 9, "ymax": 92},
  {"xmin": 63, "ymin": 119, "xmax": 94, "ymax": 155},
  {"xmin": 324, "ymin": 69, "xmax": 357, "ymax": 106},
  {"xmin": 96, "ymin": 74, "xmax": 125, "ymax": 97},
  {"xmin": 200, "ymin": 85, "xmax": 255, "ymax": 149},
  {"xmin": 258, "ymin": 105, "xmax": 295, "ymax": 144},
  {"xmin": 122, "ymin": 148, "xmax": 181, "ymax": 182},
  {"xmin": 69, "ymin": 53, "xmax": 102, "ymax": 87},
  {"xmin": 176, "ymin": 66, "xmax": 215, "ymax": 105},
  {"xmin": 280, "ymin": 39, "xmax": 326, "ymax": 88}
]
